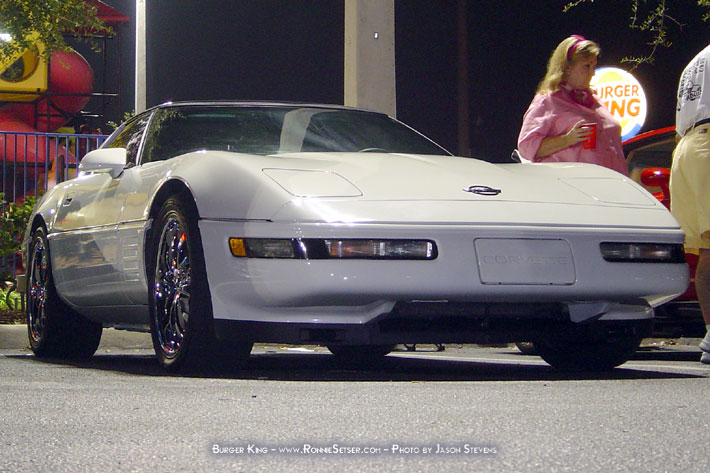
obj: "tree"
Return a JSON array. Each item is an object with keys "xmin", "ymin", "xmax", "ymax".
[
  {"xmin": 565, "ymin": 0, "xmax": 710, "ymax": 66},
  {"xmin": 0, "ymin": 0, "xmax": 108, "ymax": 63}
]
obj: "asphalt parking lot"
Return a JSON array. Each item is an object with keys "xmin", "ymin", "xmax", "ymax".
[{"xmin": 2, "ymin": 323, "xmax": 709, "ymax": 473}]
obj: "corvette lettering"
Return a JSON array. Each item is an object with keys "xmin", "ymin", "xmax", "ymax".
[{"xmin": 482, "ymin": 255, "xmax": 570, "ymax": 265}]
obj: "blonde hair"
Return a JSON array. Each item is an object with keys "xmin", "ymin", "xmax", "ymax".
[{"xmin": 536, "ymin": 36, "xmax": 601, "ymax": 94}]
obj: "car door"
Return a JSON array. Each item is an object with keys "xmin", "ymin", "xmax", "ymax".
[{"xmin": 51, "ymin": 113, "xmax": 153, "ymax": 308}]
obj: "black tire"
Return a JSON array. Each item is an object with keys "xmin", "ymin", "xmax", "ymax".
[
  {"xmin": 26, "ymin": 226, "xmax": 102, "ymax": 359},
  {"xmin": 515, "ymin": 342, "xmax": 538, "ymax": 356},
  {"xmin": 533, "ymin": 335, "xmax": 642, "ymax": 371},
  {"xmin": 327, "ymin": 344, "xmax": 396, "ymax": 363},
  {"xmin": 148, "ymin": 195, "xmax": 252, "ymax": 373}
]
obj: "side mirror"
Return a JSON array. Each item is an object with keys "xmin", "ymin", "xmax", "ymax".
[
  {"xmin": 79, "ymin": 148, "xmax": 128, "ymax": 178},
  {"xmin": 640, "ymin": 167, "xmax": 670, "ymax": 209},
  {"xmin": 510, "ymin": 149, "xmax": 531, "ymax": 163}
]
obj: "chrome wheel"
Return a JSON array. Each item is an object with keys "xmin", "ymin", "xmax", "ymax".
[
  {"xmin": 149, "ymin": 195, "xmax": 253, "ymax": 373},
  {"xmin": 153, "ymin": 216, "xmax": 191, "ymax": 357},
  {"xmin": 27, "ymin": 233, "xmax": 48, "ymax": 344},
  {"xmin": 26, "ymin": 226, "xmax": 102, "ymax": 358}
]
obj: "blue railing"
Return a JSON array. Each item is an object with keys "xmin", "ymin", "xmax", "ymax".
[
  {"xmin": 1, "ymin": 131, "xmax": 108, "ymax": 203},
  {"xmin": 1, "ymin": 131, "xmax": 108, "ymax": 283}
]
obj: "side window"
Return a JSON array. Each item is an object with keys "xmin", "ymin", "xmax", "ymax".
[{"xmin": 105, "ymin": 113, "xmax": 152, "ymax": 166}]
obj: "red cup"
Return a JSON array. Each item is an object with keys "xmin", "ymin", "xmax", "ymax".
[{"xmin": 582, "ymin": 123, "xmax": 597, "ymax": 149}]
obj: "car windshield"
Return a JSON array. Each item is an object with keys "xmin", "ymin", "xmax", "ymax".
[{"xmin": 141, "ymin": 105, "xmax": 450, "ymax": 162}]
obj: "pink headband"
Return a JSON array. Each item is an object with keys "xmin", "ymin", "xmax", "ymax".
[{"xmin": 567, "ymin": 35, "xmax": 586, "ymax": 61}]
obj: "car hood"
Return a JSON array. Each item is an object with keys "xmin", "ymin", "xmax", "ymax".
[
  {"xmin": 267, "ymin": 152, "xmax": 649, "ymax": 201},
  {"xmin": 186, "ymin": 151, "xmax": 677, "ymax": 228}
]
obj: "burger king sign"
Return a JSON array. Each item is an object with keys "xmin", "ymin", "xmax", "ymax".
[{"xmin": 590, "ymin": 67, "xmax": 647, "ymax": 141}]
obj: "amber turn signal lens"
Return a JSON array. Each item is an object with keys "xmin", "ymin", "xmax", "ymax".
[{"xmin": 228, "ymin": 238, "xmax": 247, "ymax": 257}]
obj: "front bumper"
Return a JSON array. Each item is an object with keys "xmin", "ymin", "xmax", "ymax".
[{"xmin": 199, "ymin": 219, "xmax": 688, "ymax": 326}]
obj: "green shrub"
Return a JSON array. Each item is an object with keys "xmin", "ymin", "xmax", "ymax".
[
  {"xmin": 0, "ymin": 192, "xmax": 37, "ymax": 283},
  {"xmin": 0, "ymin": 286, "xmax": 22, "ymax": 310}
]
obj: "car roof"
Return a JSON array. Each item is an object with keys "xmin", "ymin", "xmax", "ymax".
[{"xmin": 147, "ymin": 100, "xmax": 382, "ymax": 115}]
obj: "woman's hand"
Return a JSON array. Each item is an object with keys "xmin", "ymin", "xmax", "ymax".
[
  {"xmin": 536, "ymin": 120, "xmax": 594, "ymax": 158},
  {"xmin": 565, "ymin": 120, "xmax": 595, "ymax": 145}
]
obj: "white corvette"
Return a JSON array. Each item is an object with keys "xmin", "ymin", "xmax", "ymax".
[{"xmin": 19, "ymin": 102, "xmax": 688, "ymax": 372}]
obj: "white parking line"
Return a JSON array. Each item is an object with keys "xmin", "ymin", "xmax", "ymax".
[
  {"xmin": 390, "ymin": 352, "xmax": 710, "ymax": 373},
  {"xmin": 621, "ymin": 361, "xmax": 710, "ymax": 373},
  {"xmin": 390, "ymin": 352, "xmax": 549, "ymax": 365}
]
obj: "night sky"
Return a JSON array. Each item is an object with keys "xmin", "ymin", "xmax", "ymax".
[{"xmin": 93, "ymin": 1, "xmax": 708, "ymax": 162}]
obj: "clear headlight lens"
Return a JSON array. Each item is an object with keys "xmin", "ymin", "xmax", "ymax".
[
  {"xmin": 229, "ymin": 238, "xmax": 437, "ymax": 260},
  {"xmin": 324, "ymin": 239, "xmax": 435, "ymax": 259},
  {"xmin": 600, "ymin": 242, "xmax": 685, "ymax": 263}
]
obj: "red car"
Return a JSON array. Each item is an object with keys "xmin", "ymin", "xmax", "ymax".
[{"xmin": 624, "ymin": 127, "xmax": 703, "ymax": 337}]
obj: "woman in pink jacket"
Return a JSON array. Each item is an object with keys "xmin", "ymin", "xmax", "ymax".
[{"xmin": 517, "ymin": 35, "xmax": 627, "ymax": 175}]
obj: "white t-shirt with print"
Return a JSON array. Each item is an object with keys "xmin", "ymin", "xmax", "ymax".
[{"xmin": 677, "ymin": 44, "xmax": 710, "ymax": 137}]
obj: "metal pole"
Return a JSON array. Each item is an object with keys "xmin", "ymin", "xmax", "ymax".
[
  {"xmin": 457, "ymin": 0, "xmax": 470, "ymax": 157},
  {"xmin": 135, "ymin": 0, "xmax": 146, "ymax": 113},
  {"xmin": 344, "ymin": 0, "xmax": 396, "ymax": 117}
]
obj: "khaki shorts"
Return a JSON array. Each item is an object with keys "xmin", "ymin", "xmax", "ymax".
[{"xmin": 670, "ymin": 124, "xmax": 710, "ymax": 250}]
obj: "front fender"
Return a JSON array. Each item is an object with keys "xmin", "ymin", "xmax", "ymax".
[
  {"xmin": 152, "ymin": 152, "xmax": 295, "ymax": 220},
  {"xmin": 20, "ymin": 184, "xmax": 69, "ymax": 278},
  {"xmin": 25, "ymin": 183, "xmax": 72, "ymax": 235}
]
